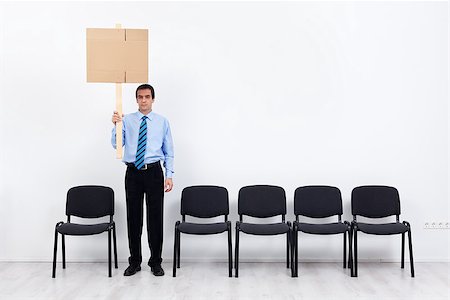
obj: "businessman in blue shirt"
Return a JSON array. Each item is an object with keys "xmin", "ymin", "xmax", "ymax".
[{"xmin": 112, "ymin": 84, "xmax": 174, "ymax": 277}]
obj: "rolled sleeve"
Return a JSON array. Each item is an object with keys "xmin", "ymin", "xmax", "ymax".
[
  {"xmin": 111, "ymin": 121, "xmax": 126, "ymax": 149},
  {"xmin": 162, "ymin": 120, "xmax": 174, "ymax": 178}
]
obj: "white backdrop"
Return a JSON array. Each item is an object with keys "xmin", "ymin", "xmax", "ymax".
[{"xmin": 0, "ymin": 1, "xmax": 448, "ymax": 262}]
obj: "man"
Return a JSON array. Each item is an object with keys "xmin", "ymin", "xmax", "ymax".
[{"xmin": 111, "ymin": 84, "xmax": 174, "ymax": 277}]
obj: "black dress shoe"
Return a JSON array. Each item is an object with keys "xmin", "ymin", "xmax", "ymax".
[
  {"xmin": 150, "ymin": 265, "xmax": 165, "ymax": 276},
  {"xmin": 124, "ymin": 265, "xmax": 141, "ymax": 276}
]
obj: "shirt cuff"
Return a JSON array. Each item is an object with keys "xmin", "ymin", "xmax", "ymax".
[{"xmin": 165, "ymin": 170, "xmax": 174, "ymax": 179}]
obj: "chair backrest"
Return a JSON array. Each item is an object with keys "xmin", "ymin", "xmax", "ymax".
[
  {"xmin": 181, "ymin": 186, "xmax": 229, "ymax": 218},
  {"xmin": 66, "ymin": 186, "xmax": 114, "ymax": 218},
  {"xmin": 351, "ymin": 185, "xmax": 400, "ymax": 218},
  {"xmin": 238, "ymin": 185, "xmax": 286, "ymax": 218},
  {"xmin": 294, "ymin": 185, "xmax": 343, "ymax": 218}
]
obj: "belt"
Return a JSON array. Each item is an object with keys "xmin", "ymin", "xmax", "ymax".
[{"xmin": 126, "ymin": 161, "xmax": 160, "ymax": 170}]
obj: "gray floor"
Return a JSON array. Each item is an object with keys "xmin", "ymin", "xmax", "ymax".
[{"xmin": 0, "ymin": 262, "xmax": 449, "ymax": 300}]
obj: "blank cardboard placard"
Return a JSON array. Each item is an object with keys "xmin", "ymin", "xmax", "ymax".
[
  {"xmin": 86, "ymin": 26, "xmax": 149, "ymax": 159},
  {"xmin": 86, "ymin": 28, "xmax": 148, "ymax": 83}
]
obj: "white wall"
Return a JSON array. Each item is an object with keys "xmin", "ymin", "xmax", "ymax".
[{"xmin": 0, "ymin": 1, "xmax": 448, "ymax": 262}]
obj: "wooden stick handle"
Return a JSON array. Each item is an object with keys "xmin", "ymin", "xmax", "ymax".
[
  {"xmin": 115, "ymin": 83, "xmax": 123, "ymax": 159},
  {"xmin": 115, "ymin": 23, "xmax": 123, "ymax": 159}
]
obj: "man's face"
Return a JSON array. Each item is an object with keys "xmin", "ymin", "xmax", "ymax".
[{"xmin": 136, "ymin": 89, "xmax": 154, "ymax": 112}]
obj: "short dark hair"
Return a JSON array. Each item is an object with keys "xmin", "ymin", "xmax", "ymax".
[{"xmin": 135, "ymin": 84, "xmax": 155, "ymax": 99}]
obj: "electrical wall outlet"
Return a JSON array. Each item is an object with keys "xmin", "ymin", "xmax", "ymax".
[
  {"xmin": 438, "ymin": 222, "xmax": 449, "ymax": 229},
  {"xmin": 424, "ymin": 222, "xmax": 435, "ymax": 229},
  {"xmin": 424, "ymin": 222, "xmax": 450, "ymax": 229}
]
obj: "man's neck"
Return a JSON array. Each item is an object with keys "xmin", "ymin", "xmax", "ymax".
[{"xmin": 139, "ymin": 109, "xmax": 152, "ymax": 115}]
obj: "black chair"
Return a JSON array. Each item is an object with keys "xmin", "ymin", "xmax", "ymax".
[
  {"xmin": 52, "ymin": 186, "xmax": 118, "ymax": 278},
  {"xmin": 235, "ymin": 185, "xmax": 292, "ymax": 277},
  {"xmin": 292, "ymin": 186, "xmax": 352, "ymax": 277},
  {"xmin": 173, "ymin": 186, "xmax": 232, "ymax": 277},
  {"xmin": 351, "ymin": 185, "xmax": 414, "ymax": 277}
]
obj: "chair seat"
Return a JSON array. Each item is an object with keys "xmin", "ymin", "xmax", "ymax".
[
  {"xmin": 295, "ymin": 222, "xmax": 348, "ymax": 235},
  {"xmin": 178, "ymin": 222, "xmax": 228, "ymax": 235},
  {"xmin": 356, "ymin": 222, "xmax": 408, "ymax": 235},
  {"xmin": 56, "ymin": 222, "xmax": 112, "ymax": 236},
  {"xmin": 239, "ymin": 222, "xmax": 290, "ymax": 235}
]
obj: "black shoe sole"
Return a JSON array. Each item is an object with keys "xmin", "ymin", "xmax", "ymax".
[
  {"xmin": 150, "ymin": 267, "xmax": 165, "ymax": 276},
  {"xmin": 152, "ymin": 271, "xmax": 165, "ymax": 276},
  {"xmin": 124, "ymin": 266, "xmax": 141, "ymax": 276}
]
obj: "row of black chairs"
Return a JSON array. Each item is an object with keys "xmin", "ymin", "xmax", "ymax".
[
  {"xmin": 173, "ymin": 185, "xmax": 414, "ymax": 278},
  {"xmin": 51, "ymin": 185, "xmax": 414, "ymax": 279}
]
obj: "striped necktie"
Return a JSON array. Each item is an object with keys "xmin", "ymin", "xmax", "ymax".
[{"xmin": 135, "ymin": 116, "xmax": 148, "ymax": 170}]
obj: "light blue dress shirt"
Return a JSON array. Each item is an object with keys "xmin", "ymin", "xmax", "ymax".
[{"xmin": 112, "ymin": 111, "xmax": 174, "ymax": 178}]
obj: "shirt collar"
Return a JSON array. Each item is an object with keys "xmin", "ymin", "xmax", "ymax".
[{"xmin": 136, "ymin": 110, "xmax": 154, "ymax": 121}]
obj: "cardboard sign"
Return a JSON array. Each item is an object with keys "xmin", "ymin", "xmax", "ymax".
[{"xmin": 86, "ymin": 28, "xmax": 148, "ymax": 83}]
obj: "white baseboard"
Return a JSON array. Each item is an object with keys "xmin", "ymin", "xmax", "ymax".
[{"xmin": 1, "ymin": 258, "xmax": 449, "ymax": 263}]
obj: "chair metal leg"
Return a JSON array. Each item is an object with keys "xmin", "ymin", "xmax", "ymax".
[
  {"xmin": 286, "ymin": 230, "xmax": 290, "ymax": 269},
  {"xmin": 173, "ymin": 226, "xmax": 177, "ymax": 277},
  {"xmin": 177, "ymin": 229, "xmax": 181, "ymax": 268},
  {"xmin": 294, "ymin": 227, "xmax": 298, "ymax": 277},
  {"xmin": 290, "ymin": 228, "xmax": 295, "ymax": 277},
  {"xmin": 408, "ymin": 229, "xmax": 415, "ymax": 277},
  {"xmin": 348, "ymin": 229, "xmax": 353, "ymax": 276},
  {"xmin": 113, "ymin": 225, "xmax": 118, "ymax": 269},
  {"xmin": 401, "ymin": 232, "xmax": 405, "ymax": 269},
  {"xmin": 343, "ymin": 231, "xmax": 347, "ymax": 269},
  {"xmin": 348, "ymin": 232, "xmax": 352, "ymax": 269},
  {"xmin": 228, "ymin": 225, "xmax": 232, "ymax": 277},
  {"xmin": 353, "ymin": 230, "xmax": 358, "ymax": 277},
  {"xmin": 62, "ymin": 234, "xmax": 66, "ymax": 269},
  {"xmin": 291, "ymin": 229, "xmax": 295, "ymax": 277},
  {"xmin": 52, "ymin": 228, "xmax": 58, "ymax": 278},
  {"xmin": 235, "ymin": 225, "xmax": 239, "ymax": 278},
  {"xmin": 108, "ymin": 229, "xmax": 112, "ymax": 277}
]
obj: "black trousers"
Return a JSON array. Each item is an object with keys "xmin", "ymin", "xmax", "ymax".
[{"xmin": 125, "ymin": 162, "xmax": 164, "ymax": 267}]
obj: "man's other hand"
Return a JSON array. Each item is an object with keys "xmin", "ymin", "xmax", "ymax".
[{"xmin": 164, "ymin": 178, "xmax": 173, "ymax": 192}]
